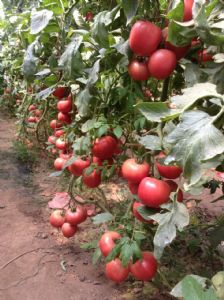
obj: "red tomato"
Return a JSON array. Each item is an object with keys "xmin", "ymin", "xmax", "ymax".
[
  {"xmin": 85, "ymin": 11, "xmax": 94, "ymax": 21},
  {"xmin": 128, "ymin": 181, "xmax": 139, "ymax": 195},
  {"xmin": 142, "ymin": 87, "xmax": 152, "ymax": 98},
  {"xmin": 128, "ymin": 60, "xmax": 150, "ymax": 81},
  {"xmin": 61, "ymin": 222, "xmax": 77, "ymax": 238},
  {"xmin": 54, "ymin": 157, "xmax": 66, "ymax": 171},
  {"xmin": 132, "ymin": 202, "xmax": 155, "ymax": 224},
  {"xmin": 122, "ymin": 158, "xmax": 150, "ymax": 183},
  {"xmin": 55, "ymin": 138, "xmax": 68, "ymax": 151},
  {"xmin": 59, "ymin": 152, "xmax": 71, "ymax": 160},
  {"xmin": 183, "ymin": 0, "xmax": 194, "ymax": 21},
  {"xmin": 50, "ymin": 119, "xmax": 63, "ymax": 130},
  {"xmin": 68, "ymin": 157, "xmax": 91, "ymax": 176},
  {"xmin": 57, "ymin": 112, "xmax": 72, "ymax": 124},
  {"xmin": 165, "ymin": 180, "xmax": 184, "ymax": 202},
  {"xmin": 105, "ymin": 258, "xmax": 129, "ymax": 283},
  {"xmin": 49, "ymin": 210, "xmax": 65, "ymax": 228},
  {"xmin": 99, "ymin": 231, "xmax": 121, "ymax": 257},
  {"xmin": 34, "ymin": 109, "xmax": 42, "ymax": 117},
  {"xmin": 129, "ymin": 21, "xmax": 162, "ymax": 56},
  {"xmin": 54, "ymin": 129, "xmax": 65, "ymax": 138},
  {"xmin": 53, "ymin": 87, "xmax": 70, "ymax": 99},
  {"xmin": 27, "ymin": 116, "xmax": 37, "ymax": 123},
  {"xmin": 156, "ymin": 152, "xmax": 182, "ymax": 179},
  {"xmin": 138, "ymin": 177, "xmax": 170, "ymax": 208},
  {"xmin": 198, "ymin": 49, "xmax": 213, "ymax": 63},
  {"xmin": 114, "ymin": 139, "xmax": 123, "ymax": 155},
  {"xmin": 57, "ymin": 98, "xmax": 72, "ymax": 113},
  {"xmin": 92, "ymin": 136, "xmax": 117, "ymax": 160},
  {"xmin": 162, "ymin": 27, "xmax": 190, "ymax": 60},
  {"xmin": 28, "ymin": 104, "xmax": 37, "ymax": 111},
  {"xmin": 148, "ymin": 49, "xmax": 177, "ymax": 80},
  {"xmin": 48, "ymin": 135, "xmax": 57, "ymax": 144},
  {"xmin": 130, "ymin": 252, "xmax": 157, "ymax": 281},
  {"xmin": 83, "ymin": 169, "xmax": 101, "ymax": 188},
  {"xmin": 65, "ymin": 206, "xmax": 87, "ymax": 225}
]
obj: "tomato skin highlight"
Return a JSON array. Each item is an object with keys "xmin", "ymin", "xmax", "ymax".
[
  {"xmin": 130, "ymin": 252, "xmax": 157, "ymax": 281},
  {"xmin": 65, "ymin": 206, "xmax": 87, "ymax": 225},
  {"xmin": 138, "ymin": 177, "xmax": 170, "ymax": 208},
  {"xmin": 57, "ymin": 98, "xmax": 72, "ymax": 113},
  {"xmin": 54, "ymin": 157, "xmax": 66, "ymax": 171},
  {"xmin": 105, "ymin": 258, "xmax": 129, "ymax": 283},
  {"xmin": 122, "ymin": 158, "xmax": 150, "ymax": 183},
  {"xmin": 48, "ymin": 135, "xmax": 57, "ymax": 144},
  {"xmin": 183, "ymin": 0, "xmax": 194, "ymax": 21},
  {"xmin": 57, "ymin": 112, "xmax": 72, "ymax": 124},
  {"xmin": 156, "ymin": 152, "xmax": 182, "ymax": 179},
  {"xmin": 28, "ymin": 104, "xmax": 36, "ymax": 111},
  {"xmin": 50, "ymin": 210, "xmax": 65, "ymax": 228},
  {"xmin": 128, "ymin": 60, "xmax": 150, "ymax": 81},
  {"xmin": 129, "ymin": 21, "xmax": 162, "ymax": 56},
  {"xmin": 54, "ymin": 129, "xmax": 65, "ymax": 138},
  {"xmin": 68, "ymin": 157, "xmax": 91, "ymax": 176},
  {"xmin": 50, "ymin": 119, "xmax": 63, "ymax": 130},
  {"xmin": 92, "ymin": 136, "xmax": 117, "ymax": 160},
  {"xmin": 61, "ymin": 222, "xmax": 77, "ymax": 238},
  {"xmin": 53, "ymin": 87, "xmax": 70, "ymax": 99},
  {"xmin": 165, "ymin": 180, "xmax": 184, "ymax": 202},
  {"xmin": 99, "ymin": 231, "xmax": 121, "ymax": 257},
  {"xmin": 83, "ymin": 169, "xmax": 101, "ymax": 188},
  {"xmin": 148, "ymin": 49, "xmax": 177, "ymax": 80},
  {"xmin": 55, "ymin": 139, "xmax": 68, "ymax": 151}
]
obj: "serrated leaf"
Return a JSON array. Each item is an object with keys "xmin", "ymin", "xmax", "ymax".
[
  {"xmin": 92, "ymin": 212, "xmax": 114, "ymax": 225},
  {"xmin": 106, "ymin": 237, "xmax": 128, "ymax": 262},
  {"xmin": 122, "ymin": 0, "xmax": 139, "ymax": 24},
  {"xmin": 164, "ymin": 110, "xmax": 224, "ymax": 188},
  {"xmin": 137, "ymin": 102, "xmax": 181, "ymax": 123},
  {"xmin": 30, "ymin": 9, "xmax": 54, "ymax": 35},
  {"xmin": 138, "ymin": 135, "xmax": 162, "ymax": 151},
  {"xmin": 120, "ymin": 242, "xmax": 133, "ymax": 267}
]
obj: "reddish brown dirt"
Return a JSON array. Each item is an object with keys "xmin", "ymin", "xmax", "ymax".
[{"xmin": 0, "ymin": 114, "xmax": 126, "ymax": 300}]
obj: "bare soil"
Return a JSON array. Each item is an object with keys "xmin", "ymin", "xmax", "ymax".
[{"xmin": 0, "ymin": 114, "xmax": 126, "ymax": 300}]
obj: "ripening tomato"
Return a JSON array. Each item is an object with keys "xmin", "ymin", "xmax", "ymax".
[
  {"xmin": 128, "ymin": 181, "xmax": 139, "ymax": 195},
  {"xmin": 85, "ymin": 11, "xmax": 94, "ymax": 21},
  {"xmin": 198, "ymin": 49, "xmax": 213, "ymax": 63},
  {"xmin": 34, "ymin": 109, "xmax": 42, "ymax": 117},
  {"xmin": 61, "ymin": 222, "xmax": 77, "ymax": 238},
  {"xmin": 83, "ymin": 169, "xmax": 101, "ymax": 188},
  {"xmin": 130, "ymin": 252, "xmax": 157, "ymax": 281},
  {"xmin": 28, "ymin": 116, "xmax": 37, "ymax": 123},
  {"xmin": 55, "ymin": 138, "xmax": 68, "ymax": 151},
  {"xmin": 105, "ymin": 259, "xmax": 129, "ymax": 283},
  {"xmin": 49, "ymin": 210, "xmax": 65, "ymax": 228},
  {"xmin": 65, "ymin": 206, "xmax": 87, "ymax": 225},
  {"xmin": 99, "ymin": 231, "xmax": 121, "ymax": 257},
  {"xmin": 54, "ymin": 129, "xmax": 65, "ymax": 138},
  {"xmin": 53, "ymin": 87, "xmax": 70, "ymax": 99},
  {"xmin": 132, "ymin": 202, "xmax": 155, "ymax": 224},
  {"xmin": 28, "ymin": 104, "xmax": 37, "ymax": 111},
  {"xmin": 122, "ymin": 158, "xmax": 150, "ymax": 183},
  {"xmin": 68, "ymin": 157, "xmax": 91, "ymax": 176},
  {"xmin": 57, "ymin": 112, "xmax": 72, "ymax": 124},
  {"xmin": 128, "ymin": 60, "xmax": 150, "ymax": 81},
  {"xmin": 165, "ymin": 180, "xmax": 184, "ymax": 202},
  {"xmin": 57, "ymin": 98, "xmax": 72, "ymax": 113},
  {"xmin": 50, "ymin": 119, "xmax": 63, "ymax": 130},
  {"xmin": 54, "ymin": 157, "xmax": 66, "ymax": 171},
  {"xmin": 142, "ymin": 87, "xmax": 152, "ymax": 98},
  {"xmin": 92, "ymin": 136, "xmax": 117, "ymax": 160},
  {"xmin": 138, "ymin": 177, "xmax": 170, "ymax": 208},
  {"xmin": 59, "ymin": 152, "xmax": 72, "ymax": 160},
  {"xmin": 156, "ymin": 152, "xmax": 182, "ymax": 179},
  {"xmin": 48, "ymin": 135, "xmax": 57, "ymax": 144},
  {"xmin": 183, "ymin": 0, "xmax": 194, "ymax": 21},
  {"xmin": 113, "ymin": 139, "xmax": 123, "ymax": 155},
  {"xmin": 148, "ymin": 49, "xmax": 177, "ymax": 80},
  {"xmin": 129, "ymin": 21, "xmax": 162, "ymax": 56},
  {"xmin": 162, "ymin": 27, "xmax": 190, "ymax": 60}
]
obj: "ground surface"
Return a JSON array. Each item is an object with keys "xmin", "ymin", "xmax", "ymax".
[{"xmin": 0, "ymin": 113, "xmax": 125, "ymax": 300}]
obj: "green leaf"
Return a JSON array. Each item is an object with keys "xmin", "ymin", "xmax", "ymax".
[
  {"xmin": 137, "ymin": 102, "xmax": 181, "ymax": 123},
  {"xmin": 138, "ymin": 135, "xmax": 162, "ymax": 151},
  {"xmin": 209, "ymin": 224, "xmax": 224, "ymax": 248},
  {"xmin": 36, "ymin": 86, "xmax": 54, "ymax": 100},
  {"xmin": 86, "ymin": 59, "xmax": 100, "ymax": 87},
  {"xmin": 164, "ymin": 110, "xmax": 224, "ymax": 188},
  {"xmin": 59, "ymin": 35, "xmax": 83, "ymax": 79},
  {"xmin": 22, "ymin": 39, "xmax": 40, "ymax": 81},
  {"xmin": 167, "ymin": 0, "xmax": 184, "ymax": 21},
  {"xmin": 92, "ymin": 247, "xmax": 102, "ymax": 265},
  {"xmin": 81, "ymin": 119, "xmax": 96, "ymax": 133},
  {"xmin": 152, "ymin": 202, "xmax": 190, "ymax": 259},
  {"xmin": 49, "ymin": 170, "xmax": 63, "ymax": 177},
  {"xmin": 120, "ymin": 243, "xmax": 133, "ymax": 267},
  {"xmin": 113, "ymin": 126, "xmax": 123, "ymax": 138},
  {"xmin": 122, "ymin": 0, "xmax": 139, "ymax": 24},
  {"xmin": 76, "ymin": 87, "xmax": 91, "ymax": 117},
  {"xmin": 92, "ymin": 212, "xmax": 114, "ymax": 225},
  {"xmin": 30, "ymin": 9, "xmax": 54, "ymax": 35},
  {"xmin": 80, "ymin": 240, "xmax": 98, "ymax": 250},
  {"xmin": 137, "ymin": 206, "xmax": 159, "ymax": 221},
  {"xmin": 171, "ymin": 275, "xmax": 207, "ymax": 298}
]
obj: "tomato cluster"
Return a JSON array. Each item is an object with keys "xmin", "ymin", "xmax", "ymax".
[
  {"xmin": 49, "ymin": 205, "xmax": 87, "ymax": 238},
  {"xmin": 98, "ymin": 231, "xmax": 158, "ymax": 283},
  {"xmin": 27, "ymin": 104, "xmax": 42, "ymax": 123}
]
